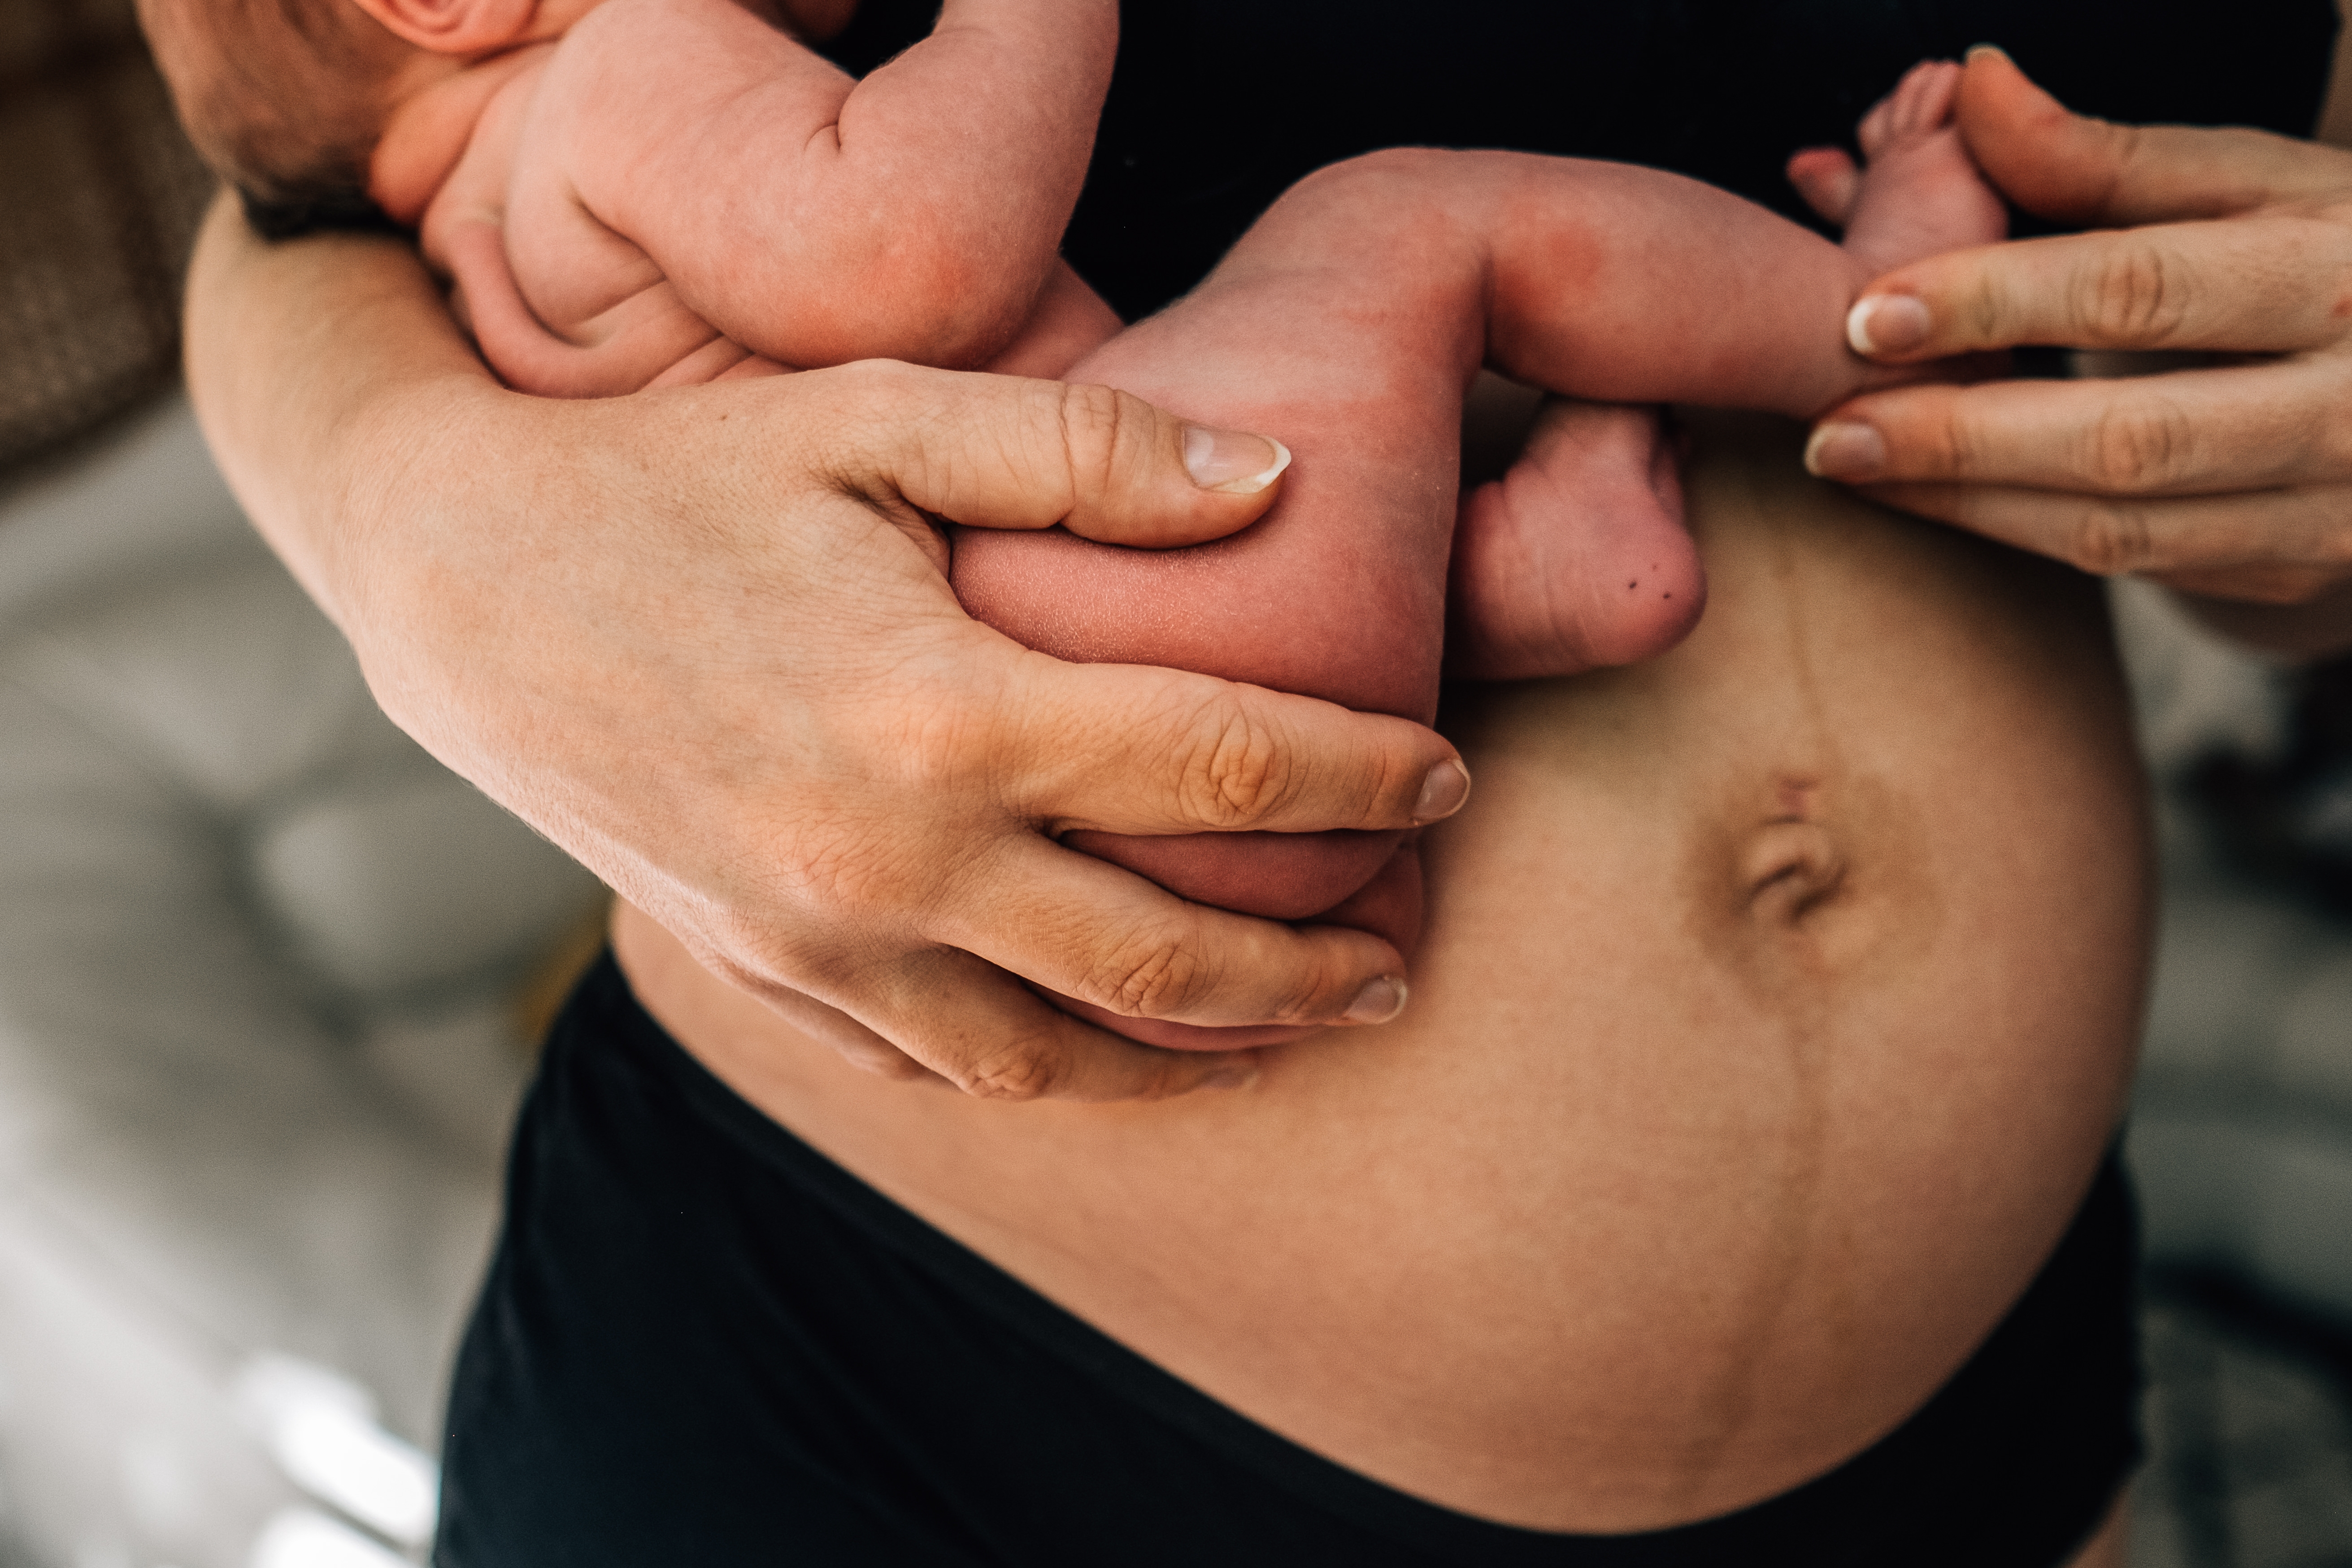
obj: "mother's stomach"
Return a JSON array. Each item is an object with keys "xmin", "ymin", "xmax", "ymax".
[{"xmin": 612, "ymin": 417, "xmax": 2152, "ymax": 1532}]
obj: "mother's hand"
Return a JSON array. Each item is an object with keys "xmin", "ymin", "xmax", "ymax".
[
  {"xmin": 1804, "ymin": 47, "xmax": 2352, "ymax": 653},
  {"xmin": 184, "ymin": 195, "xmax": 1468, "ymax": 1101}
]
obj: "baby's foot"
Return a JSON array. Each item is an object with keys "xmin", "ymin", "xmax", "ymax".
[
  {"xmin": 1447, "ymin": 399, "xmax": 1702, "ymax": 682},
  {"xmin": 1787, "ymin": 60, "xmax": 2009, "ymax": 277}
]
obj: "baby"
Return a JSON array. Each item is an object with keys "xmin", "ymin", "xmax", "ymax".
[{"xmin": 140, "ymin": 0, "xmax": 2005, "ymax": 1047}]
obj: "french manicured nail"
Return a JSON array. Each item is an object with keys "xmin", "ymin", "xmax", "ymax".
[
  {"xmin": 1803, "ymin": 421, "xmax": 1887, "ymax": 479},
  {"xmin": 1413, "ymin": 760, "xmax": 1472, "ymax": 823},
  {"xmin": 1183, "ymin": 426, "xmax": 1292, "ymax": 494},
  {"xmin": 1846, "ymin": 294, "xmax": 1931, "ymax": 356},
  {"xmin": 1203, "ymin": 1060, "xmax": 1259, "ymax": 1091},
  {"xmin": 1342, "ymin": 975, "xmax": 1408, "ymax": 1025}
]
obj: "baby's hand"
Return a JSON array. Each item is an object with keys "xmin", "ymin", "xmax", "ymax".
[{"xmin": 1787, "ymin": 61, "xmax": 2009, "ymax": 278}]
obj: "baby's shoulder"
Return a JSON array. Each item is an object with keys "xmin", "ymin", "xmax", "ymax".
[{"xmin": 552, "ymin": 0, "xmax": 809, "ymax": 76}]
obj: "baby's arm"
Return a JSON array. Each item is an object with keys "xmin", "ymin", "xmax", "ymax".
[{"xmin": 533, "ymin": 0, "xmax": 1114, "ymax": 370}]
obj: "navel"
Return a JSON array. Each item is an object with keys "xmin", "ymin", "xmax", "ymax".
[
  {"xmin": 1741, "ymin": 819, "xmax": 1847, "ymax": 926},
  {"xmin": 1737, "ymin": 778, "xmax": 1848, "ymax": 927}
]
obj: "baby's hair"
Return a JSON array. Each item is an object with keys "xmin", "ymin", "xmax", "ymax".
[{"xmin": 137, "ymin": 0, "xmax": 411, "ymax": 227}]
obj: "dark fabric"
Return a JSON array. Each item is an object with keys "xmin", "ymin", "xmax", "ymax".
[
  {"xmin": 0, "ymin": 0, "xmax": 213, "ymax": 477},
  {"xmin": 437, "ymin": 951, "xmax": 2140, "ymax": 1567},
  {"xmin": 826, "ymin": 0, "xmax": 2338, "ymax": 319},
  {"xmin": 267, "ymin": 0, "xmax": 2340, "ymax": 309}
]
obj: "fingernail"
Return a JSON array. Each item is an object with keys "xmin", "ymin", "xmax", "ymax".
[
  {"xmin": 1847, "ymin": 295, "xmax": 1931, "ymax": 356},
  {"xmin": 1803, "ymin": 421, "xmax": 1886, "ymax": 479},
  {"xmin": 1964, "ymin": 42, "xmax": 2011, "ymax": 65},
  {"xmin": 1183, "ymin": 426, "xmax": 1292, "ymax": 494},
  {"xmin": 1203, "ymin": 1060, "xmax": 1259, "ymax": 1091},
  {"xmin": 1342, "ymin": 975, "xmax": 1408, "ymax": 1025},
  {"xmin": 1413, "ymin": 760, "xmax": 1472, "ymax": 823}
]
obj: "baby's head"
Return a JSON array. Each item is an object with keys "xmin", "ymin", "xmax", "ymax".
[
  {"xmin": 142, "ymin": 0, "xmax": 839, "ymax": 230},
  {"xmin": 136, "ymin": 0, "xmax": 417, "ymax": 221},
  {"xmin": 138, "ymin": 0, "xmax": 617, "ymax": 232}
]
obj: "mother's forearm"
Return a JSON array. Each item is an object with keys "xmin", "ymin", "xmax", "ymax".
[{"xmin": 183, "ymin": 189, "xmax": 501, "ymax": 629}]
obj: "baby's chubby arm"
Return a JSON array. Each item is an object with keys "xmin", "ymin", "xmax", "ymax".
[{"xmin": 531, "ymin": 0, "xmax": 1113, "ymax": 370}]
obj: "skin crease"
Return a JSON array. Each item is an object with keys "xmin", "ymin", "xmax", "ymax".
[{"xmin": 615, "ymin": 418, "xmax": 2152, "ymax": 1546}]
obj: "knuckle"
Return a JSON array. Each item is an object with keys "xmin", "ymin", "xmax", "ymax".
[
  {"xmin": 1081, "ymin": 916, "xmax": 1208, "ymax": 1020},
  {"xmin": 2079, "ymin": 241, "xmax": 2191, "ymax": 347},
  {"xmin": 2084, "ymin": 398, "xmax": 2196, "ymax": 493},
  {"xmin": 1916, "ymin": 394, "xmax": 1980, "ymax": 477},
  {"xmin": 769, "ymin": 810, "xmax": 934, "ymax": 930},
  {"xmin": 827, "ymin": 357, "xmax": 921, "ymax": 430},
  {"xmin": 1054, "ymin": 380, "xmax": 1133, "ymax": 504},
  {"xmin": 1171, "ymin": 698, "xmax": 1292, "ymax": 828},
  {"xmin": 956, "ymin": 1037, "xmax": 1063, "ymax": 1101},
  {"xmin": 893, "ymin": 691, "xmax": 993, "ymax": 795},
  {"xmin": 2064, "ymin": 502, "xmax": 2159, "ymax": 577}
]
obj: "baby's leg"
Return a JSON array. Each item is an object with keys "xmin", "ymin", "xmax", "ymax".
[
  {"xmin": 1453, "ymin": 62, "xmax": 2010, "ymax": 683},
  {"xmin": 958, "ymin": 149, "xmax": 1953, "ymax": 1047},
  {"xmin": 952, "ymin": 165, "xmax": 1487, "ymax": 1048}
]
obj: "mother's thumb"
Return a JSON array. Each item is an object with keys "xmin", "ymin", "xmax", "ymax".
[
  {"xmin": 819, "ymin": 360, "xmax": 1288, "ymax": 550},
  {"xmin": 1958, "ymin": 44, "xmax": 2344, "ymax": 225}
]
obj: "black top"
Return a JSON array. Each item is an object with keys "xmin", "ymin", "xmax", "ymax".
[{"xmin": 823, "ymin": 0, "xmax": 2338, "ymax": 319}]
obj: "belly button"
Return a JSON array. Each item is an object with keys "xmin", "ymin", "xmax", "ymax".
[{"xmin": 1741, "ymin": 820, "xmax": 1847, "ymax": 924}]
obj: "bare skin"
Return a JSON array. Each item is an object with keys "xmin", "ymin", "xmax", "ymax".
[
  {"xmin": 365, "ymin": 0, "xmax": 1123, "ymax": 382},
  {"xmin": 180, "ymin": 198, "xmax": 1474, "ymax": 1099},
  {"xmin": 1809, "ymin": 47, "xmax": 2352, "ymax": 658},
  {"xmin": 615, "ymin": 417, "xmax": 2152, "ymax": 1542},
  {"xmin": 956, "ymin": 77, "xmax": 2005, "ymax": 1045},
  {"xmin": 172, "ymin": 0, "xmax": 2013, "ymax": 1046}
]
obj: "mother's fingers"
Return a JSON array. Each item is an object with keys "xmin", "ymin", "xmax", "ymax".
[
  {"xmin": 929, "ymin": 831, "xmax": 1407, "ymax": 1033},
  {"xmin": 1955, "ymin": 45, "xmax": 2352, "ymax": 226},
  {"xmin": 1812, "ymin": 356, "xmax": 2352, "ymax": 495},
  {"xmin": 817, "ymin": 941, "xmax": 1260, "ymax": 1102},
  {"xmin": 815, "ymin": 360, "xmax": 1290, "ymax": 549},
  {"xmin": 1855, "ymin": 476, "xmax": 2352, "ymax": 600},
  {"xmin": 989, "ymin": 653, "xmax": 1470, "ymax": 837},
  {"xmin": 1845, "ymin": 213, "xmax": 2352, "ymax": 363}
]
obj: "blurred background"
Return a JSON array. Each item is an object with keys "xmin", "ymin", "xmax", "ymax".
[
  {"xmin": 0, "ymin": 5, "xmax": 607, "ymax": 1565},
  {"xmin": 0, "ymin": 3, "xmax": 2347, "ymax": 1565}
]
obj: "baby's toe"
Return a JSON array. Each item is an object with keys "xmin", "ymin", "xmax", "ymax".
[
  {"xmin": 1857, "ymin": 93, "xmax": 1896, "ymax": 158},
  {"xmin": 1786, "ymin": 147, "xmax": 1861, "ymax": 226},
  {"xmin": 1861, "ymin": 61, "xmax": 1960, "ymax": 154},
  {"xmin": 1905, "ymin": 61, "xmax": 1963, "ymax": 131}
]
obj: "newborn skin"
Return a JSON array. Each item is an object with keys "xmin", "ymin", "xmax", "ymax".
[
  {"xmin": 954, "ymin": 65, "xmax": 2008, "ymax": 1047},
  {"xmin": 367, "ymin": 0, "xmax": 1122, "ymax": 385},
  {"xmin": 379, "ymin": 20, "xmax": 2000, "ymax": 1047}
]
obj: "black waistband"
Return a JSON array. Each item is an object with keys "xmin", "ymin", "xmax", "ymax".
[{"xmin": 436, "ymin": 952, "xmax": 2138, "ymax": 1567}]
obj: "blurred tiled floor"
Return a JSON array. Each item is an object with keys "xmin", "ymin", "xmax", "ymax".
[{"xmin": 2136, "ymin": 1277, "xmax": 2352, "ymax": 1568}]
